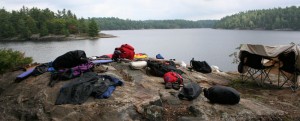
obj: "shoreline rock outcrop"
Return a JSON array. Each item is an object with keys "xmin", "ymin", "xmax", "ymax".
[
  {"xmin": 0, "ymin": 33, "xmax": 116, "ymax": 41},
  {"xmin": 0, "ymin": 61, "xmax": 300, "ymax": 121}
]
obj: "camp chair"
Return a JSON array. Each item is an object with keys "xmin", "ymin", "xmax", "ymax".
[
  {"xmin": 240, "ymin": 51, "xmax": 275, "ymax": 86},
  {"xmin": 278, "ymin": 51, "xmax": 299, "ymax": 91}
]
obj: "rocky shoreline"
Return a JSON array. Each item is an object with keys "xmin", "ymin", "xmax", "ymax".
[
  {"xmin": 0, "ymin": 33, "xmax": 117, "ymax": 41},
  {"xmin": 0, "ymin": 60, "xmax": 300, "ymax": 120}
]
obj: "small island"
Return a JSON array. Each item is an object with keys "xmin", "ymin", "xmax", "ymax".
[{"xmin": 0, "ymin": 7, "xmax": 107, "ymax": 41}]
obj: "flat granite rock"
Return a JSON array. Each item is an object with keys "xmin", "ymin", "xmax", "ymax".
[{"xmin": 0, "ymin": 62, "xmax": 299, "ymax": 121}]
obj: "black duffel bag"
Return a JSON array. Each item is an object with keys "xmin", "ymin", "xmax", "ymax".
[{"xmin": 52, "ymin": 50, "xmax": 88, "ymax": 70}]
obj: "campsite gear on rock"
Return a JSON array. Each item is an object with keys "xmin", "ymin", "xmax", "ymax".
[
  {"xmin": 134, "ymin": 53, "xmax": 148, "ymax": 59},
  {"xmin": 180, "ymin": 61, "xmax": 187, "ymax": 68},
  {"xmin": 90, "ymin": 56, "xmax": 97, "ymax": 60},
  {"xmin": 130, "ymin": 61, "xmax": 147, "ymax": 69},
  {"xmin": 15, "ymin": 68, "xmax": 35, "ymax": 82},
  {"xmin": 105, "ymin": 54, "xmax": 113, "ymax": 58},
  {"xmin": 156, "ymin": 54, "xmax": 164, "ymax": 59},
  {"xmin": 55, "ymin": 72, "xmax": 98, "ymax": 105},
  {"xmin": 239, "ymin": 50, "xmax": 275, "ymax": 86},
  {"xmin": 190, "ymin": 58, "xmax": 212, "ymax": 73},
  {"xmin": 55, "ymin": 72, "xmax": 123, "ymax": 105},
  {"xmin": 203, "ymin": 85, "xmax": 240, "ymax": 105},
  {"xmin": 239, "ymin": 43, "xmax": 300, "ymax": 91},
  {"xmin": 49, "ymin": 61, "xmax": 95, "ymax": 87},
  {"xmin": 178, "ymin": 81, "xmax": 202, "ymax": 100},
  {"xmin": 16, "ymin": 62, "xmax": 51, "ymax": 82},
  {"xmin": 112, "ymin": 44, "xmax": 135, "ymax": 61},
  {"xmin": 93, "ymin": 75, "xmax": 124, "ymax": 99},
  {"xmin": 211, "ymin": 65, "xmax": 221, "ymax": 72},
  {"xmin": 163, "ymin": 72, "xmax": 183, "ymax": 90},
  {"xmin": 278, "ymin": 51, "xmax": 300, "ymax": 91},
  {"xmin": 147, "ymin": 60, "xmax": 184, "ymax": 77},
  {"xmin": 91, "ymin": 59, "xmax": 114, "ymax": 65},
  {"xmin": 52, "ymin": 50, "xmax": 88, "ymax": 70},
  {"xmin": 31, "ymin": 63, "xmax": 50, "ymax": 76}
]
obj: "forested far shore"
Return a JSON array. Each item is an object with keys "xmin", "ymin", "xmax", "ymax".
[
  {"xmin": 95, "ymin": 17, "xmax": 218, "ymax": 30},
  {"xmin": 214, "ymin": 6, "xmax": 300, "ymax": 30},
  {"xmin": 0, "ymin": 6, "xmax": 218, "ymax": 41},
  {"xmin": 0, "ymin": 6, "xmax": 99, "ymax": 41},
  {"xmin": 1, "ymin": 5, "xmax": 300, "ymax": 41}
]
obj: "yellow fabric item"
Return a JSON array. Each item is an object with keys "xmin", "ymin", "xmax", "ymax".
[{"xmin": 134, "ymin": 53, "xmax": 148, "ymax": 59}]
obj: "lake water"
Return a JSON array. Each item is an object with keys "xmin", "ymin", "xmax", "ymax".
[{"xmin": 1, "ymin": 28, "xmax": 300, "ymax": 72}]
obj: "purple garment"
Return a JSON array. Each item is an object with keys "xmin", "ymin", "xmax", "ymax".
[{"xmin": 58, "ymin": 61, "xmax": 94, "ymax": 77}]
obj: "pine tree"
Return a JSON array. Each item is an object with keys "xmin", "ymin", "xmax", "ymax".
[
  {"xmin": 18, "ymin": 19, "xmax": 31, "ymax": 39},
  {"xmin": 88, "ymin": 19, "xmax": 99, "ymax": 37}
]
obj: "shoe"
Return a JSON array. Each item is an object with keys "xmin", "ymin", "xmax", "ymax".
[
  {"xmin": 165, "ymin": 82, "xmax": 172, "ymax": 89},
  {"xmin": 172, "ymin": 82, "xmax": 180, "ymax": 90}
]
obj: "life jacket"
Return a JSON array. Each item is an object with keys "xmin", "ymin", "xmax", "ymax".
[
  {"xmin": 163, "ymin": 72, "xmax": 183, "ymax": 90},
  {"xmin": 112, "ymin": 44, "xmax": 135, "ymax": 60}
]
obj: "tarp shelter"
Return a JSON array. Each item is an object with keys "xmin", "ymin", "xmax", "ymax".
[
  {"xmin": 240, "ymin": 43, "xmax": 300, "ymax": 69},
  {"xmin": 238, "ymin": 43, "xmax": 300, "ymax": 90}
]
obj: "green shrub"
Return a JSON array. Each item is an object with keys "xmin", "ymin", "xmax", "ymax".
[{"xmin": 0, "ymin": 49, "xmax": 33, "ymax": 74}]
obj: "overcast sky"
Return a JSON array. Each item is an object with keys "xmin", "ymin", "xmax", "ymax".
[{"xmin": 1, "ymin": 0, "xmax": 300, "ymax": 20}]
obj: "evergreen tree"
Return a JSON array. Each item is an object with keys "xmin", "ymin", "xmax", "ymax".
[
  {"xmin": 88, "ymin": 19, "xmax": 99, "ymax": 37},
  {"xmin": 0, "ymin": 9, "xmax": 16, "ymax": 38},
  {"xmin": 40, "ymin": 22, "xmax": 49, "ymax": 36},
  {"xmin": 214, "ymin": 6, "xmax": 300, "ymax": 30},
  {"xmin": 18, "ymin": 19, "xmax": 31, "ymax": 39},
  {"xmin": 78, "ymin": 18, "xmax": 88, "ymax": 34}
]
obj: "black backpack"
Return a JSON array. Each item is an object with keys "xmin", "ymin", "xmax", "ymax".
[
  {"xmin": 31, "ymin": 63, "xmax": 50, "ymax": 76},
  {"xmin": 147, "ymin": 60, "xmax": 184, "ymax": 77},
  {"xmin": 178, "ymin": 81, "xmax": 202, "ymax": 100},
  {"xmin": 190, "ymin": 58, "xmax": 212, "ymax": 73},
  {"xmin": 52, "ymin": 50, "xmax": 88, "ymax": 70},
  {"xmin": 203, "ymin": 85, "xmax": 240, "ymax": 105}
]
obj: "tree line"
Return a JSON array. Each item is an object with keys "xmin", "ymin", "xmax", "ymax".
[
  {"xmin": 2, "ymin": 6, "xmax": 300, "ymax": 41},
  {"xmin": 0, "ymin": 6, "xmax": 218, "ymax": 40},
  {"xmin": 214, "ymin": 6, "xmax": 300, "ymax": 30},
  {"xmin": 0, "ymin": 6, "xmax": 99, "ymax": 40},
  {"xmin": 95, "ymin": 17, "xmax": 217, "ymax": 30}
]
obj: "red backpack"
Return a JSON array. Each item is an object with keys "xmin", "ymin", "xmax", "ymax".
[
  {"xmin": 163, "ymin": 72, "xmax": 183, "ymax": 90},
  {"xmin": 113, "ymin": 44, "xmax": 135, "ymax": 60}
]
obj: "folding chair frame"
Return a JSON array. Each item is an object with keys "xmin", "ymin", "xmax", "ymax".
[
  {"xmin": 278, "ymin": 70, "xmax": 299, "ymax": 91},
  {"xmin": 241, "ymin": 65, "xmax": 274, "ymax": 86}
]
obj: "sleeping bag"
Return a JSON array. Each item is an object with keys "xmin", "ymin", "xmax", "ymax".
[{"xmin": 204, "ymin": 85, "xmax": 240, "ymax": 105}]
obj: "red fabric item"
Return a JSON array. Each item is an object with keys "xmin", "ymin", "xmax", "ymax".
[
  {"xmin": 163, "ymin": 72, "xmax": 183, "ymax": 84},
  {"xmin": 114, "ymin": 44, "xmax": 135, "ymax": 60},
  {"xmin": 106, "ymin": 54, "xmax": 113, "ymax": 58}
]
